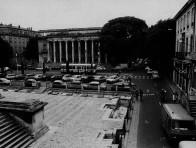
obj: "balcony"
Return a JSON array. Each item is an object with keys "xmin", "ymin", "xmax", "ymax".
[{"xmin": 175, "ymin": 52, "xmax": 196, "ymax": 60}]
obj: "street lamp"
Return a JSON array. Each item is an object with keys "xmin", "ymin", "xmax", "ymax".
[{"xmin": 16, "ymin": 53, "xmax": 18, "ymax": 74}]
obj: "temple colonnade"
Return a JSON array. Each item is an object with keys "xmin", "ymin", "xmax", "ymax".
[{"xmin": 47, "ymin": 39, "xmax": 100, "ymax": 64}]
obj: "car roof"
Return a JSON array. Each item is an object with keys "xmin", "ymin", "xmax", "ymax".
[
  {"xmin": 26, "ymin": 79, "xmax": 36, "ymax": 81},
  {"xmin": 90, "ymin": 81, "xmax": 100, "ymax": 84},
  {"xmin": 163, "ymin": 104, "xmax": 194, "ymax": 121},
  {"xmin": 54, "ymin": 80, "xmax": 63, "ymax": 83}
]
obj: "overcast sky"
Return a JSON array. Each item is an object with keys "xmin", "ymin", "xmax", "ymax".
[{"xmin": 0, "ymin": 0, "xmax": 188, "ymax": 31}]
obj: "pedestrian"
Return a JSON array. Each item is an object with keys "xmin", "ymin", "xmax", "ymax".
[
  {"xmin": 128, "ymin": 76, "xmax": 132, "ymax": 86},
  {"xmin": 135, "ymin": 89, "xmax": 139, "ymax": 101},
  {"xmin": 173, "ymin": 91, "xmax": 178, "ymax": 103},
  {"xmin": 160, "ymin": 89, "xmax": 166, "ymax": 103},
  {"xmin": 139, "ymin": 88, "xmax": 143, "ymax": 101}
]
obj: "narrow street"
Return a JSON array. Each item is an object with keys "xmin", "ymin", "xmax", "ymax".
[{"xmin": 126, "ymin": 71, "xmax": 179, "ymax": 148}]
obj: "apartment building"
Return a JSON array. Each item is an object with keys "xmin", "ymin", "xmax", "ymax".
[
  {"xmin": 0, "ymin": 23, "xmax": 37, "ymax": 55},
  {"xmin": 173, "ymin": 0, "xmax": 196, "ymax": 94}
]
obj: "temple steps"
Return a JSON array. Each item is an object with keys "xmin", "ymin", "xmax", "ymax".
[{"xmin": 0, "ymin": 112, "xmax": 34, "ymax": 148}]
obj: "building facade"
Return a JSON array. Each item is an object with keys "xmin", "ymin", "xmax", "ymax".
[
  {"xmin": 0, "ymin": 23, "xmax": 37, "ymax": 55},
  {"xmin": 174, "ymin": 0, "xmax": 196, "ymax": 94},
  {"xmin": 38, "ymin": 27, "xmax": 103, "ymax": 65}
]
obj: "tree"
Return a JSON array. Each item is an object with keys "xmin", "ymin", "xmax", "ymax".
[
  {"xmin": 23, "ymin": 37, "xmax": 39, "ymax": 62},
  {"xmin": 0, "ymin": 37, "xmax": 13, "ymax": 72},
  {"xmin": 100, "ymin": 16, "xmax": 148, "ymax": 65},
  {"xmin": 145, "ymin": 19, "xmax": 176, "ymax": 76}
]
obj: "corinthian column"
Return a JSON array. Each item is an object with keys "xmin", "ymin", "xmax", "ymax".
[
  {"xmin": 72, "ymin": 41, "xmax": 74, "ymax": 63},
  {"xmin": 47, "ymin": 42, "xmax": 50, "ymax": 62},
  {"xmin": 98, "ymin": 42, "xmax": 100, "ymax": 64},
  {"xmin": 78, "ymin": 41, "xmax": 81, "ymax": 63},
  {"xmin": 59, "ymin": 41, "xmax": 62, "ymax": 63},
  {"xmin": 65, "ymin": 41, "xmax": 68, "ymax": 62},
  {"xmin": 91, "ymin": 40, "xmax": 94, "ymax": 63},
  {"xmin": 85, "ymin": 40, "xmax": 87, "ymax": 63},
  {"xmin": 53, "ymin": 41, "xmax": 56, "ymax": 63}
]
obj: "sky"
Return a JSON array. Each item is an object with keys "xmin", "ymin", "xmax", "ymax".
[{"xmin": 0, "ymin": 0, "xmax": 188, "ymax": 31}]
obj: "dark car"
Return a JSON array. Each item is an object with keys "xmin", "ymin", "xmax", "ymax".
[
  {"xmin": 81, "ymin": 75, "xmax": 94, "ymax": 83},
  {"xmin": 111, "ymin": 83, "xmax": 131, "ymax": 92},
  {"xmin": 15, "ymin": 74, "xmax": 26, "ymax": 80},
  {"xmin": 93, "ymin": 75, "xmax": 106, "ymax": 82},
  {"xmin": 52, "ymin": 80, "xmax": 66, "ymax": 88},
  {"xmin": 25, "ymin": 74, "xmax": 35, "ymax": 80},
  {"xmin": 50, "ymin": 75, "xmax": 63, "ymax": 82},
  {"xmin": 24, "ymin": 79, "xmax": 41, "ymax": 87},
  {"xmin": 83, "ymin": 81, "xmax": 106, "ymax": 90},
  {"xmin": 34, "ymin": 74, "xmax": 47, "ymax": 81},
  {"xmin": 67, "ymin": 81, "xmax": 82, "ymax": 89},
  {"xmin": 0, "ymin": 78, "xmax": 11, "ymax": 86}
]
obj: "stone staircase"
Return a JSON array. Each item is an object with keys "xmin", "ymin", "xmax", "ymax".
[
  {"xmin": 189, "ymin": 100, "xmax": 196, "ymax": 118},
  {"xmin": 0, "ymin": 112, "xmax": 34, "ymax": 148}
]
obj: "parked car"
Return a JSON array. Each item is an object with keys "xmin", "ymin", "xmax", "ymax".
[
  {"xmin": 70, "ymin": 75, "xmax": 82, "ymax": 82},
  {"xmin": 0, "ymin": 78, "xmax": 11, "ymax": 85},
  {"xmin": 111, "ymin": 66, "xmax": 123, "ymax": 71},
  {"xmin": 4, "ymin": 67, "xmax": 10, "ymax": 71},
  {"xmin": 81, "ymin": 75, "xmax": 94, "ymax": 83},
  {"xmin": 25, "ymin": 74, "xmax": 35, "ymax": 80},
  {"xmin": 62, "ymin": 74, "xmax": 72, "ymax": 82},
  {"xmin": 147, "ymin": 69, "xmax": 153, "ymax": 76},
  {"xmin": 6, "ymin": 74, "xmax": 16, "ymax": 80},
  {"xmin": 50, "ymin": 75, "xmax": 63, "ymax": 82},
  {"xmin": 106, "ymin": 75, "xmax": 120, "ymax": 84},
  {"xmin": 111, "ymin": 83, "xmax": 131, "ymax": 92},
  {"xmin": 34, "ymin": 74, "xmax": 47, "ymax": 81},
  {"xmin": 52, "ymin": 80, "xmax": 66, "ymax": 88},
  {"xmin": 96, "ymin": 66, "xmax": 106, "ymax": 71},
  {"xmin": 67, "ymin": 81, "xmax": 82, "ymax": 89},
  {"xmin": 83, "ymin": 81, "xmax": 107, "ymax": 90},
  {"xmin": 93, "ymin": 75, "xmax": 106, "ymax": 82},
  {"xmin": 15, "ymin": 74, "xmax": 26, "ymax": 80},
  {"xmin": 27, "ymin": 65, "xmax": 35, "ymax": 70},
  {"xmin": 152, "ymin": 70, "xmax": 159, "ymax": 79},
  {"xmin": 24, "ymin": 79, "xmax": 41, "ymax": 87},
  {"xmin": 145, "ymin": 66, "xmax": 151, "ymax": 71}
]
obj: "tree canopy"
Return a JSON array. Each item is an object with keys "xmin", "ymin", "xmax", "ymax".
[
  {"xmin": 23, "ymin": 37, "xmax": 39, "ymax": 62},
  {"xmin": 100, "ymin": 16, "xmax": 148, "ymax": 65},
  {"xmin": 145, "ymin": 18, "xmax": 176, "ymax": 76},
  {"xmin": 0, "ymin": 37, "xmax": 13, "ymax": 71}
]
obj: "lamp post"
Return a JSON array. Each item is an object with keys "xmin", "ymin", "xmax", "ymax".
[{"xmin": 16, "ymin": 53, "xmax": 18, "ymax": 74}]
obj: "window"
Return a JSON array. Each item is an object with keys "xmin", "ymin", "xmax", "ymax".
[
  {"xmin": 186, "ymin": 37, "xmax": 188, "ymax": 52},
  {"xmin": 191, "ymin": 36, "xmax": 194, "ymax": 52},
  {"xmin": 183, "ymin": 14, "xmax": 186, "ymax": 29},
  {"xmin": 187, "ymin": 11, "xmax": 190, "ymax": 28},
  {"xmin": 191, "ymin": 7, "xmax": 195, "ymax": 26}
]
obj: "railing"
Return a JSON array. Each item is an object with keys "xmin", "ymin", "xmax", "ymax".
[{"xmin": 175, "ymin": 52, "xmax": 196, "ymax": 60}]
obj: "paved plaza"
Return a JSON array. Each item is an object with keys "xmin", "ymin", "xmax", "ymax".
[{"xmin": 0, "ymin": 89, "xmax": 131, "ymax": 148}]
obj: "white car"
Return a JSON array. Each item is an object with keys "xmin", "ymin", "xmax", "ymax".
[
  {"xmin": 147, "ymin": 69, "xmax": 153, "ymax": 76},
  {"xmin": 106, "ymin": 75, "xmax": 120, "ymax": 83},
  {"xmin": 62, "ymin": 74, "xmax": 72, "ymax": 82},
  {"xmin": 145, "ymin": 66, "xmax": 151, "ymax": 71},
  {"xmin": 152, "ymin": 70, "xmax": 159, "ymax": 79},
  {"xmin": 0, "ymin": 78, "xmax": 11, "ymax": 85},
  {"xmin": 70, "ymin": 75, "xmax": 82, "ymax": 81},
  {"xmin": 6, "ymin": 74, "xmax": 16, "ymax": 80},
  {"xmin": 83, "ymin": 81, "xmax": 107, "ymax": 90}
]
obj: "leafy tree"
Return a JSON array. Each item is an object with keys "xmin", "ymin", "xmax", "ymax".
[
  {"xmin": 100, "ymin": 16, "xmax": 148, "ymax": 65},
  {"xmin": 23, "ymin": 37, "xmax": 39, "ymax": 62},
  {"xmin": 0, "ymin": 37, "xmax": 13, "ymax": 72},
  {"xmin": 145, "ymin": 19, "xmax": 176, "ymax": 76}
]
